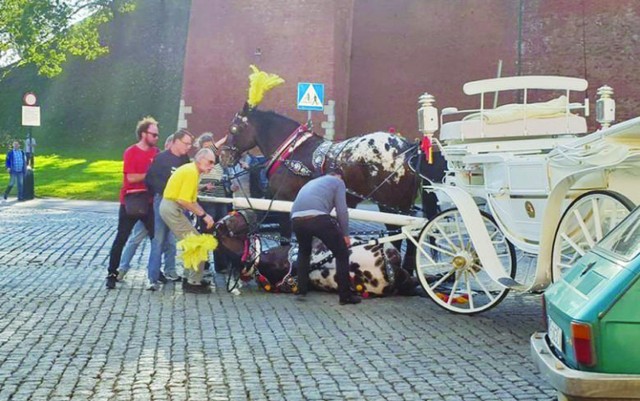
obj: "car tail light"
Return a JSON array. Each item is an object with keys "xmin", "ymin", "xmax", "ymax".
[
  {"xmin": 571, "ymin": 321, "xmax": 595, "ymax": 366},
  {"xmin": 541, "ymin": 296, "xmax": 547, "ymax": 330}
]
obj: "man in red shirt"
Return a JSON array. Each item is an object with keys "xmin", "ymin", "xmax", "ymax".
[{"xmin": 106, "ymin": 116, "xmax": 160, "ymax": 289}]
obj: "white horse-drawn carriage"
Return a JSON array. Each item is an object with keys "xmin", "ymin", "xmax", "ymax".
[
  {"xmin": 412, "ymin": 75, "xmax": 639, "ymax": 313},
  {"xmin": 204, "ymin": 74, "xmax": 640, "ymax": 315}
]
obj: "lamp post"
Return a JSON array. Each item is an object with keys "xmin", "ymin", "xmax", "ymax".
[{"xmin": 21, "ymin": 92, "xmax": 40, "ymax": 201}]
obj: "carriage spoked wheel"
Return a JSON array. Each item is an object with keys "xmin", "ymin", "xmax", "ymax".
[
  {"xmin": 551, "ymin": 190, "xmax": 634, "ymax": 282},
  {"xmin": 415, "ymin": 208, "xmax": 516, "ymax": 315}
]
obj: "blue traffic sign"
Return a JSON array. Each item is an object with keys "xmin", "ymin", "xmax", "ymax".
[{"xmin": 297, "ymin": 82, "xmax": 324, "ymax": 111}]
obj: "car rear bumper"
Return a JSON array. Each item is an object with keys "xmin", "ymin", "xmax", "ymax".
[{"xmin": 531, "ymin": 332, "xmax": 640, "ymax": 400}]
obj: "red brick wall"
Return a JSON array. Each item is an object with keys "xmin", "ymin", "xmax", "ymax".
[
  {"xmin": 182, "ymin": 0, "xmax": 640, "ymax": 142},
  {"xmin": 521, "ymin": 0, "xmax": 640, "ymax": 124},
  {"xmin": 182, "ymin": 0, "xmax": 354, "ymax": 141},
  {"xmin": 347, "ymin": 0, "xmax": 519, "ymax": 138}
]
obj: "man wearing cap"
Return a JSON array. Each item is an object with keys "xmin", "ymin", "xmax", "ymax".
[{"xmin": 290, "ymin": 168, "xmax": 361, "ymax": 305}]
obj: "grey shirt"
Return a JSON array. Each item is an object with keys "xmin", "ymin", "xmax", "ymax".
[{"xmin": 291, "ymin": 175, "xmax": 349, "ymax": 236}]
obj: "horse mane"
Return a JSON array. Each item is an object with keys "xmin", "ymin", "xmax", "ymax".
[{"xmin": 249, "ymin": 109, "xmax": 300, "ymax": 133}]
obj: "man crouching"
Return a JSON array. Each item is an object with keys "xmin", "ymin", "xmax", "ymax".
[{"xmin": 160, "ymin": 148, "xmax": 216, "ymax": 294}]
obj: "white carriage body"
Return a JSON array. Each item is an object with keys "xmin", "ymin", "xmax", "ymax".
[{"xmin": 431, "ymin": 75, "xmax": 640, "ymax": 289}]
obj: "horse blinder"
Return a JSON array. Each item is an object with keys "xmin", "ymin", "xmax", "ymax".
[{"xmin": 228, "ymin": 114, "xmax": 248, "ymax": 136}]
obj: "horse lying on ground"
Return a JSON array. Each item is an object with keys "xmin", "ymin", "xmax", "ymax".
[{"xmin": 213, "ymin": 210, "xmax": 419, "ymax": 296}]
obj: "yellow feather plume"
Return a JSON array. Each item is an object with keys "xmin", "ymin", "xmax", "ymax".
[
  {"xmin": 177, "ymin": 233, "xmax": 218, "ymax": 271},
  {"xmin": 247, "ymin": 65, "xmax": 285, "ymax": 108}
]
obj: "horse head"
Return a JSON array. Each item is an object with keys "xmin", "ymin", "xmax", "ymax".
[
  {"xmin": 221, "ymin": 103, "xmax": 301, "ymax": 168},
  {"xmin": 221, "ymin": 103, "xmax": 258, "ymax": 167}
]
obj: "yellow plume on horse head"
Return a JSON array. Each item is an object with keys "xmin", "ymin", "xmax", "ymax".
[{"xmin": 247, "ymin": 65, "xmax": 285, "ymax": 108}]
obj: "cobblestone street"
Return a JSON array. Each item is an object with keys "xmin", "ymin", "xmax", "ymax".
[{"xmin": 0, "ymin": 199, "xmax": 555, "ymax": 400}]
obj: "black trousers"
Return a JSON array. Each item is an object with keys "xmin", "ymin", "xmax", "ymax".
[
  {"xmin": 292, "ymin": 215, "xmax": 351, "ymax": 299},
  {"xmin": 107, "ymin": 204, "xmax": 154, "ymax": 276}
]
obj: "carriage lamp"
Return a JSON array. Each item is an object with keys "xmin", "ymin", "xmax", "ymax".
[
  {"xmin": 417, "ymin": 92, "xmax": 438, "ymax": 135},
  {"xmin": 596, "ymin": 85, "xmax": 615, "ymax": 129}
]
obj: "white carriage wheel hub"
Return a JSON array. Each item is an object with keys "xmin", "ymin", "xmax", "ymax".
[{"xmin": 452, "ymin": 254, "xmax": 470, "ymax": 269}]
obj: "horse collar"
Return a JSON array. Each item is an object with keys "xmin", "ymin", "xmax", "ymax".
[{"xmin": 265, "ymin": 125, "xmax": 312, "ymax": 178}]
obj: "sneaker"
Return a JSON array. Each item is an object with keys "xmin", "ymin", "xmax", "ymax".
[
  {"xmin": 164, "ymin": 272, "xmax": 181, "ymax": 282},
  {"xmin": 182, "ymin": 277, "xmax": 211, "ymax": 286},
  {"xmin": 339, "ymin": 295, "xmax": 362, "ymax": 305},
  {"xmin": 116, "ymin": 270, "xmax": 127, "ymax": 282},
  {"xmin": 146, "ymin": 281, "xmax": 159, "ymax": 291},
  {"xmin": 182, "ymin": 281, "xmax": 212, "ymax": 294},
  {"xmin": 2, "ymin": 194, "xmax": 6, "ymax": 201},
  {"xmin": 158, "ymin": 272, "xmax": 168, "ymax": 284},
  {"xmin": 106, "ymin": 274, "xmax": 117, "ymax": 290}
]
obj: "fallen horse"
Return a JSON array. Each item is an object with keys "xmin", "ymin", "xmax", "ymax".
[{"xmin": 213, "ymin": 210, "xmax": 418, "ymax": 296}]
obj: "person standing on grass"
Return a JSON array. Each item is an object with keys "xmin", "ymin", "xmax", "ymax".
[
  {"xmin": 141, "ymin": 129, "xmax": 194, "ymax": 290},
  {"xmin": 106, "ymin": 116, "xmax": 160, "ymax": 290},
  {"xmin": 160, "ymin": 148, "xmax": 216, "ymax": 294},
  {"xmin": 118, "ymin": 134, "xmax": 177, "ymax": 281},
  {"xmin": 3, "ymin": 141, "xmax": 27, "ymax": 202}
]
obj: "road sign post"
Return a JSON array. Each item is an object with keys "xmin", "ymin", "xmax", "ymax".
[{"xmin": 21, "ymin": 92, "xmax": 40, "ymax": 200}]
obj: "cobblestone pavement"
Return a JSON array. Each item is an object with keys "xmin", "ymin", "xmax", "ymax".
[{"xmin": 0, "ymin": 199, "xmax": 555, "ymax": 400}]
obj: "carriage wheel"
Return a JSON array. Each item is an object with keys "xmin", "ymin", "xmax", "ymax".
[
  {"xmin": 551, "ymin": 190, "xmax": 634, "ymax": 282},
  {"xmin": 415, "ymin": 208, "xmax": 516, "ymax": 315}
]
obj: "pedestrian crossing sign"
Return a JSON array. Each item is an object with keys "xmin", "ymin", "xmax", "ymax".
[{"xmin": 297, "ymin": 82, "xmax": 324, "ymax": 111}]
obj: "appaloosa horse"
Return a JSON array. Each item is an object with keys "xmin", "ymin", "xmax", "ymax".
[
  {"xmin": 213, "ymin": 210, "xmax": 418, "ymax": 296},
  {"xmin": 219, "ymin": 103, "xmax": 428, "ymax": 270},
  {"xmin": 220, "ymin": 103, "xmax": 420, "ymax": 213}
]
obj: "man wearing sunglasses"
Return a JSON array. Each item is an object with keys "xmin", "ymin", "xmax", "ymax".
[
  {"xmin": 160, "ymin": 148, "xmax": 216, "ymax": 294},
  {"xmin": 106, "ymin": 116, "xmax": 160, "ymax": 289}
]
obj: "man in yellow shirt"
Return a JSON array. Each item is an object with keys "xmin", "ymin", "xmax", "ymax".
[{"xmin": 160, "ymin": 148, "xmax": 216, "ymax": 294}]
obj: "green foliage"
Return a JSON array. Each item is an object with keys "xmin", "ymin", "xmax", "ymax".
[
  {"xmin": 0, "ymin": 153, "xmax": 122, "ymax": 200},
  {"xmin": 0, "ymin": 0, "xmax": 135, "ymax": 80},
  {"xmin": 0, "ymin": 0, "xmax": 191, "ymax": 160}
]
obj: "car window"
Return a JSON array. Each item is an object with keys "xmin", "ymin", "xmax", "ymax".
[{"xmin": 597, "ymin": 208, "xmax": 640, "ymax": 261}]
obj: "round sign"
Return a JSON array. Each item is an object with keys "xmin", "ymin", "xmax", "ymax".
[{"xmin": 23, "ymin": 92, "xmax": 37, "ymax": 106}]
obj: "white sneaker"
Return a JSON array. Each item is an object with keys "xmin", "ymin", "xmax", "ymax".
[
  {"xmin": 164, "ymin": 272, "xmax": 181, "ymax": 282},
  {"xmin": 117, "ymin": 270, "xmax": 128, "ymax": 282},
  {"xmin": 146, "ymin": 281, "xmax": 159, "ymax": 291}
]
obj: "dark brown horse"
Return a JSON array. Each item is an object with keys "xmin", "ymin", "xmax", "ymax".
[{"xmin": 220, "ymin": 103, "xmax": 420, "ymax": 212}]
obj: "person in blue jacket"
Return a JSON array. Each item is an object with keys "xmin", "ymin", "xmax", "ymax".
[{"xmin": 4, "ymin": 141, "xmax": 27, "ymax": 201}]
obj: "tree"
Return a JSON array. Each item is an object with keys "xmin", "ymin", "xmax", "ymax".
[{"xmin": 0, "ymin": 0, "xmax": 134, "ymax": 81}]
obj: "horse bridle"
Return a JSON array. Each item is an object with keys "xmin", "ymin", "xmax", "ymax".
[{"xmin": 229, "ymin": 112, "xmax": 249, "ymax": 136}]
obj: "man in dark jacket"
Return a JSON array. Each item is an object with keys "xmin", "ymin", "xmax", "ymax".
[
  {"xmin": 4, "ymin": 141, "xmax": 27, "ymax": 201},
  {"xmin": 143, "ymin": 129, "xmax": 193, "ymax": 288}
]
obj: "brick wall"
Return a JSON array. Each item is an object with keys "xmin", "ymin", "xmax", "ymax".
[
  {"xmin": 182, "ymin": 0, "xmax": 640, "ymax": 142},
  {"xmin": 182, "ymin": 0, "xmax": 353, "ymax": 141}
]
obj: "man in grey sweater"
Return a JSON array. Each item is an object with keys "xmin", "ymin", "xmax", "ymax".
[{"xmin": 290, "ymin": 168, "xmax": 361, "ymax": 305}]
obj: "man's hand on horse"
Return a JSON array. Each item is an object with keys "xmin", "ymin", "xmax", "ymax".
[
  {"xmin": 203, "ymin": 214, "xmax": 214, "ymax": 229},
  {"xmin": 344, "ymin": 236, "xmax": 351, "ymax": 247}
]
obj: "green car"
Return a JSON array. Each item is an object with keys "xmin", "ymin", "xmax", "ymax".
[{"xmin": 531, "ymin": 206, "xmax": 640, "ymax": 400}]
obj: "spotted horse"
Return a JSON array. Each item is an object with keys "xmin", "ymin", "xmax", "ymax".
[{"xmin": 213, "ymin": 209, "xmax": 419, "ymax": 297}]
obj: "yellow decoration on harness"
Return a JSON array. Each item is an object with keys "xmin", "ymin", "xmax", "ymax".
[
  {"xmin": 177, "ymin": 233, "xmax": 218, "ymax": 271},
  {"xmin": 247, "ymin": 65, "xmax": 285, "ymax": 108}
]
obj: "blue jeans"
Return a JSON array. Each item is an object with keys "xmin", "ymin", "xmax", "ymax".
[
  {"xmin": 147, "ymin": 194, "xmax": 177, "ymax": 283},
  {"xmin": 119, "ymin": 221, "xmax": 148, "ymax": 271},
  {"xmin": 5, "ymin": 171, "xmax": 24, "ymax": 200}
]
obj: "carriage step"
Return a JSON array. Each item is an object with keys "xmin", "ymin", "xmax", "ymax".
[{"xmin": 498, "ymin": 277, "xmax": 526, "ymax": 291}]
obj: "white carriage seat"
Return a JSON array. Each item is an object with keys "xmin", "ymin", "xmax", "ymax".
[{"xmin": 441, "ymin": 96, "xmax": 587, "ymax": 141}]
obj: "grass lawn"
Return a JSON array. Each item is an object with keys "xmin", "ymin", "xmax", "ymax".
[{"xmin": 0, "ymin": 154, "xmax": 122, "ymax": 201}]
